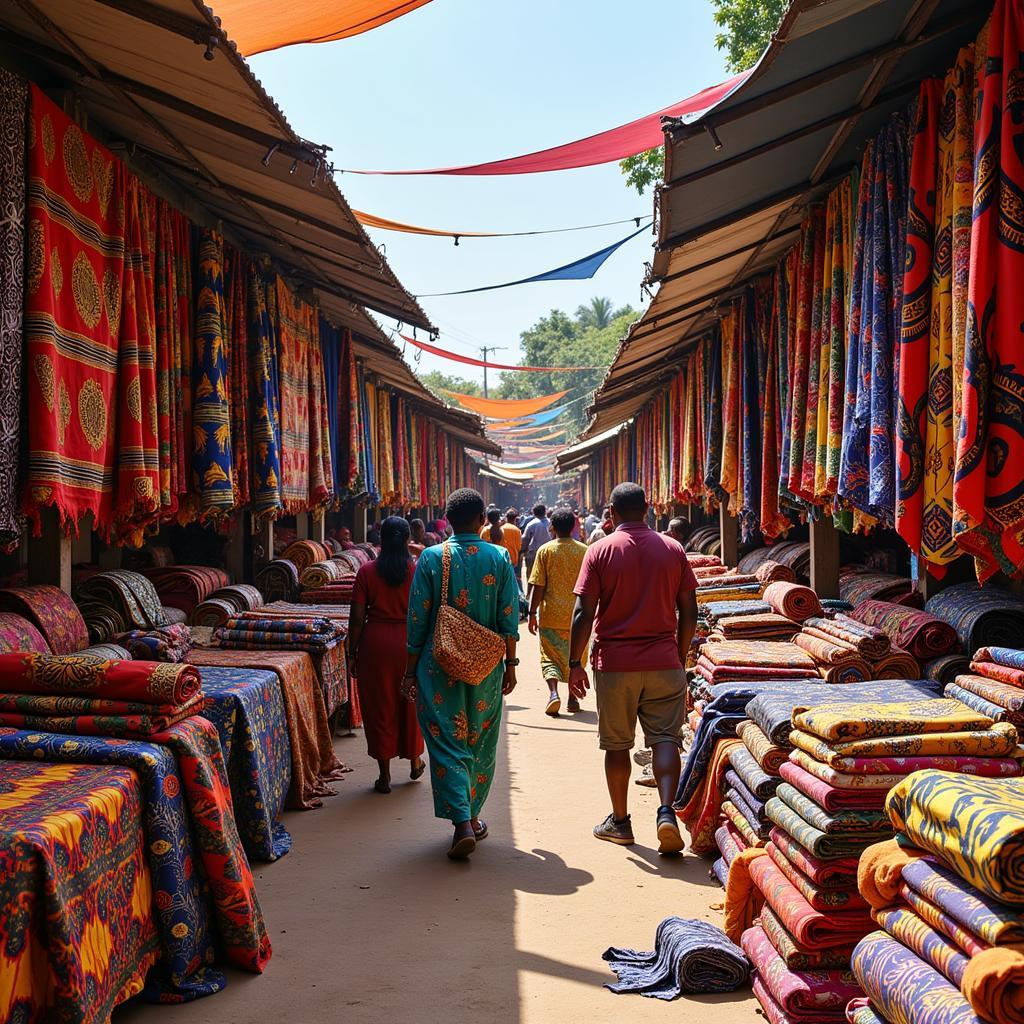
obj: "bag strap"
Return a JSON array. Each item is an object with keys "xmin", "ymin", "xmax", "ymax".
[{"xmin": 441, "ymin": 541, "xmax": 452, "ymax": 607}]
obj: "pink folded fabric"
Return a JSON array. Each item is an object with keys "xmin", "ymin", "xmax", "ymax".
[{"xmin": 779, "ymin": 761, "xmax": 889, "ymax": 811}]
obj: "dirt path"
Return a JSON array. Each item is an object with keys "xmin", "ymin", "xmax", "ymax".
[{"xmin": 117, "ymin": 631, "xmax": 757, "ymax": 1024}]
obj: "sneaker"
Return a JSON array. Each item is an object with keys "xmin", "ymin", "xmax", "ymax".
[
  {"xmin": 633, "ymin": 747, "xmax": 653, "ymax": 767},
  {"xmin": 593, "ymin": 813, "xmax": 634, "ymax": 846},
  {"xmin": 656, "ymin": 805, "xmax": 684, "ymax": 855},
  {"xmin": 567, "ymin": 695, "xmax": 581, "ymax": 713},
  {"xmin": 633, "ymin": 763, "xmax": 657, "ymax": 787}
]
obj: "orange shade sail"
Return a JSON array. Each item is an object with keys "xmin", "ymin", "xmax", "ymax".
[
  {"xmin": 490, "ymin": 427, "xmax": 568, "ymax": 441},
  {"xmin": 212, "ymin": 0, "xmax": 433, "ymax": 55},
  {"xmin": 440, "ymin": 389, "xmax": 569, "ymax": 418}
]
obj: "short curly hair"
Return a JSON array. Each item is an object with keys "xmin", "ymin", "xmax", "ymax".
[
  {"xmin": 445, "ymin": 488, "xmax": 486, "ymax": 531},
  {"xmin": 550, "ymin": 507, "xmax": 576, "ymax": 537}
]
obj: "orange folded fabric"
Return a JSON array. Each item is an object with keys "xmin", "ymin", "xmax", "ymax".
[
  {"xmin": 677, "ymin": 737, "xmax": 741, "ymax": 854},
  {"xmin": 724, "ymin": 846, "xmax": 768, "ymax": 944},
  {"xmin": 857, "ymin": 839, "xmax": 926, "ymax": 910},
  {"xmin": 962, "ymin": 947, "xmax": 1024, "ymax": 1024}
]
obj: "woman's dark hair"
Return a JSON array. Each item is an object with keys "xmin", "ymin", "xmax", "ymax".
[
  {"xmin": 486, "ymin": 507, "xmax": 503, "ymax": 544},
  {"xmin": 375, "ymin": 516, "xmax": 413, "ymax": 587},
  {"xmin": 446, "ymin": 488, "xmax": 486, "ymax": 531}
]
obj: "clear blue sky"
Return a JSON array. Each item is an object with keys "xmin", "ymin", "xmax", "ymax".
[{"xmin": 246, "ymin": 0, "xmax": 729, "ymax": 389}]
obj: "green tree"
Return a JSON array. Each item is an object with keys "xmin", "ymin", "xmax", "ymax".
[
  {"xmin": 619, "ymin": 0, "xmax": 786, "ymax": 195},
  {"xmin": 418, "ymin": 369, "xmax": 481, "ymax": 399},
  {"xmin": 494, "ymin": 301, "xmax": 637, "ymax": 437}
]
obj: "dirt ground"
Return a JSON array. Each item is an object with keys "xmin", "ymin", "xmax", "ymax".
[{"xmin": 116, "ymin": 630, "xmax": 758, "ymax": 1024}]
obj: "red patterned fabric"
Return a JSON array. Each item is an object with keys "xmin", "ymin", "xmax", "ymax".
[
  {"xmin": 0, "ymin": 584, "xmax": 89, "ymax": 654},
  {"xmin": 954, "ymin": 5, "xmax": 1024, "ymax": 580}
]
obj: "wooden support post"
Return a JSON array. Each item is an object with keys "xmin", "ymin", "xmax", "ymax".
[
  {"xmin": 916, "ymin": 555, "xmax": 975, "ymax": 603},
  {"xmin": 809, "ymin": 516, "xmax": 840, "ymax": 599},
  {"xmin": 310, "ymin": 510, "xmax": 325, "ymax": 544},
  {"xmin": 719, "ymin": 502, "xmax": 739, "ymax": 569},
  {"xmin": 352, "ymin": 505, "xmax": 368, "ymax": 544},
  {"xmin": 295, "ymin": 513, "xmax": 310, "ymax": 540},
  {"xmin": 253, "ymin": 517, "xmax": 273, "ymax": 572},
  {"xmin": 28, "ymin": 506, "xmax": 72, "ymax": 592},
  {"xmin": 225, "ymin": 513, "xmax": 247, "ymax": 583}
]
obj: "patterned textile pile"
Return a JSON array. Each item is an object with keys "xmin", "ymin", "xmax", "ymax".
[
  {"xmin": 744, "ymin": 696, "xmax": 1021, "ymax": 1024},
  {"xmin": 924, "ymin": 582, "xmax": 1024, "ymax": 656},
  {"xmin": 685, "ymin": 526, "xmax": 722, "ymax": 556},
  {"xmin": 839, "ymin": 570, "xmax": 923, "ymax": 609},
  {"xmin": 848, "ymin": 601, "xmax": 959, "ymax": 661},
  {"xmin": 711, "ymin": 613, "xmax": 801, "ymax": 642},
  {"xmin": 280, "ymin": 540, "xmax": 331, "ymax": 573},
  {"xmin": 603, "ymin": 917, "xmax": 749, "ymax": 999},
  {"xmin": 853, "ymin": 764, "xmax": 1024, "ymax": 1024},
  {"xmin": 298, "ymin": 558, "xmax": 350, "ymax": 590},
  {"xmin": 764, "ymin": 582, "xmax": 823, "ymax": 622},
  {"xmin": 946, "ymin": 647, "xmax": 1024, "ymax": 729},
  {"xmin": 198, "ymin": 666, "xmax": 291, "ymax": 862},
  {"xmin": 695, "ymin": 641, "xmax": 818, "ymax": 687},
  {"xmin": 0, "ymin": 584, "xmax": 89, "ymax": 654},
  {"xmin": 142, "ymin": 566, "xmax": 231, "ymax": 616},
  {"xmin": 117, "ymin": 622, "xmax": 193, "ymax": 662},
  {"xmin": 739, "ymin": 543, "xmax": 812, "ymax": 583},
  {"xmin": 190, "ymin": 583, "xmax": 263, "ymax": 627},
  {"xmin": 923, "ymin": 654, "xmax": 972, "ymax": 688},
  {"xmin": 76, "ymin": 571, "xmax": 168, "ymax": 642},
  {"xmin": 0, "ymin": 760, "xmax": 159, "ymax": 1024},
  {"xmin": 255, "ymin": 558, "xmax": 300, "ymax": 602},
  {"xmin": 793, "ymin": 631, "xmax": 874, "ymax": 685},
  {"xmin": 186, "ymin": 647, "xmax": 348, "ymax": 809},
  {"xmin": 0, "ymin": 611, "xmax": 50, "ymax": 654}
]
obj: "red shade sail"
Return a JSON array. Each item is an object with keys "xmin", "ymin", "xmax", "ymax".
[{"xmin": 404, "ymin": 336, "xmax": 599, "ymax": 371}]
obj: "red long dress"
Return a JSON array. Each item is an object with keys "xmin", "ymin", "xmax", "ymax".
[{"xmin": 352, "ymin": 561, "xmax": 424, "ymax": 761}]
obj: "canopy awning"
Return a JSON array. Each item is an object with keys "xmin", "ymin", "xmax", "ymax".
[
  {"xmin": 0, "ymin": 0, "xmax": 432, "ymax": 331},
  {"xmin": 556, "ymin": 422, "xmax": 630, "ymax": 472},
  {"xmin": 581, "ymin": 0, "xmax": 986, "ymax": 440}
]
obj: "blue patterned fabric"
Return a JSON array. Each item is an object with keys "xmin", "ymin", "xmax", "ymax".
[
  {"xmin": 319, "ymin": 317, "xmax": 342, "ymax": 498},
  {"xmin": 703, "ymin": 325, "xmax": 725, "ymax": 501},
  {"xmin": 925, "ymin": 582, "xmax": 1024, "ymax": 655},
  {"xmin": 199, "ymin": 666, "xmax": 292, "ymax": 862},
  {"xmin": 248, "ymin": 264, "xmax": 284, "ymax": 518},
  {"xmin": 0, "ymin": 727, "xmax": 225, "ymax": 1002},
  {"xmin": 838, "ymin": 110, "xmax": 912, "ymax": 525}
]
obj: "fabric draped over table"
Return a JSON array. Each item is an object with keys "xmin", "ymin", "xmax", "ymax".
[{"xmin": 0, "ymin": 760, "xmax": 158, "ymax": 1024}]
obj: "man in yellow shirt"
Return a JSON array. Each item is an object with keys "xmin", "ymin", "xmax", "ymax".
[{"xmin": 528, "ymin": 507, "xmax": 588, "ymax": 716}]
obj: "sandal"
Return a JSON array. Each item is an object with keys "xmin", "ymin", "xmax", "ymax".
[
  {"xmin": 374, "ymin": 777, "xmax": 391, "ymax": 794},
  {"xmin": 472, "ymin": 819, "xmax": 489, "ymax": 841},
  {"xmin": 545, "ymin": 694, "xmax": 561, "ymax": 717},
  {"xmin": 410, "ymin": 759, "xmax": 426, "ymax": 781},
  {"xmin": 447, "ymin": 828, "xmax": 476, "ymax": 860}
]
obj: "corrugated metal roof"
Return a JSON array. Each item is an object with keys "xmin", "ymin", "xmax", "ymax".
[
  {"xmin": 579, "ymin": 0, "xmax": 986, "ymax": 442},
  {"xmin": 2, "ymin": 0, "xmax": 431, "ymax": 330}
]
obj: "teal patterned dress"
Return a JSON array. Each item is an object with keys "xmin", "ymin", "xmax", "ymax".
[{"xmin": 407, "ymin": 534, "xmax": 520, "ymax": 822}]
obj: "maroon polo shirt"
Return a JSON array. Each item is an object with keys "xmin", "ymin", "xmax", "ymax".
[{"xmin": 573, "ymin": 520, "xmax": 697, "ymax": 672}]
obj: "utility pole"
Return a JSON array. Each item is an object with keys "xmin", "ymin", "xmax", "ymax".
[{"xmin": 478, "ymin": 346, "xmax": 506, "ymax": 398}]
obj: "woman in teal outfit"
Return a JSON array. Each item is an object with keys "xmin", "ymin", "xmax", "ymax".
[{"xmin": 404, "ymin": 488, "xmax": 520, "ymax": 859}]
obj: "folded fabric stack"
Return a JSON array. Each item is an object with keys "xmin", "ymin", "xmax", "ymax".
[
  {"xmin": 298, "ymin": 577, "xmax": 356, "ymax": 605},
  {"xmin": 924, "ymin": 581, "xmax": 1024, "ymax": 653},
  {"xmin": 702, "ymin": 598, "xmax": 772, "ymax": 620},
  {"xmin": 820, "ymin": 598, "xmax": 855, "ymax": 616},
  {"xmin": 77, "ymin": 571, "xmax": 168, "ymax": 642},
  {"xmin": 215, "ymin": 616, "xmax": 344, "ymax": 651},
  {"xmin": 743, "ymin": 696, "xmax": 1011, "ymax": 1024},
  {"xmin": 695, "ymin": 640, "xmax": 819, "ymax": 687},
  {"xmin": 839, "ymin": 570, "xmax": 924, "ymax": 609},
  {"xmin": 852, "ymin": 769, "xmax": 1024, "ymax": 1024},
  {"xmin": 802, "ymin": 616, "xmax": 891, "ymax": 660},
  {"xmin": 255, "ymin": 559, "xmax": 301, "ymax": 603},
  {"xmin": 280, "ymin": 540, "xmax": 332, "ymax": 573},
  {"xmin": 141, "ymin": 566, "xmax": 231, "ymax": 617},
  {"xmin": 848, "ymin": 601, "xmax": 960, "ymax": 661},
  {"xmin": 793, "ymin": 633, "xmax": 874, "ymax": 684},
  {"xmin": 299, "ymin": 559, "xmax": 350, "ymax": 590},
  {"xmin": 191, "ymin": 583, "xmax": 265, "ymax": 627},
  {"xmin": 711, "ymin": 613, "xmax": 801, "ymax": 641},
  {"xmin": 696, "ymin": 572, "xmax": 760, "ymax": 591},
  {"xmin": 0, "ymin": 584, "xmax": 89, "ymax": 654},
  {"xmin": 945, "ymin": 645, "xmax": 1024, "ymax": 728},
  {"xmin": 692, "ymin": 564, "xmax": 732, "ymax": 582},
  {"xmin": 755, "ymin": 560, "xmax": 798, "ymax": 586},
  {"xmin": 687, "ymin": 554, "xmax": 725, "ymax": 569},
  {"xmin": 118, "ymin": 623, "xmax": 193, "ymax": 662},
  {"xmin": 250, "ymin": 601, "xmax": 350, "ymax": 625},
  {"xmin": 763, "ymin": 582, "xmax": 824, "ymax": 622},
  {"xmin": 696, "ymin": 582, "xmax": 764, "ymax": 605}
]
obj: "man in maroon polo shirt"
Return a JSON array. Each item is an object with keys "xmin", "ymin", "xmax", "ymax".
[{"xmin": 568, "ymin": 482, "xmax": 698, "ymax": 854}]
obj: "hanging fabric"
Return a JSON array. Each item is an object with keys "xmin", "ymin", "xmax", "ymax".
[
  {"xmin": 247, "ymin": 264, "xmax": 283, "ymax": 519},
  {"xmin": 224, "ymin": 247, "xmax": 250, "ymax": 510},
  {"xmin": 402, "ymin": 334, "xmax": 601, "ymax": 370},
  {"xmin": 441, "ymin": 389, "xmax": 568, "ymax": 418}
]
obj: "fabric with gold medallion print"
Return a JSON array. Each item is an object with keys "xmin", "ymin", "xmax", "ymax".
[
  {"xmin": 408, "ymin": 533, "xmax": 519, "ymax": 822},
  {"xmin": 0, "ymin": 760, "xmax": 159, "ymax": 1024}
]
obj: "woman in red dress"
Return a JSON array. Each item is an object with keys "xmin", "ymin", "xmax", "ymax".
[{"xmin": 346, "ymin": 516, "xmax": 426, "ymax": 793}]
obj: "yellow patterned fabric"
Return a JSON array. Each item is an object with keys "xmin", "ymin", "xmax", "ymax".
[
  {"xmin": 789, "ymin": 723, "xmax": 1019, "ymax": 763},
  {"xmin": 793, "ymin": 699, "xmax": 992, "ymax": 741},
  {"xmin": 790, "ymin": 749, "xmax": 916, "ymax": 790},
  {"xmin": 528, "ymin": 538, "xmax": 588, "ymax": 631},
  {"xmin": 887, "ymin": 771, "xmax": 1024, "ymax": 906}
]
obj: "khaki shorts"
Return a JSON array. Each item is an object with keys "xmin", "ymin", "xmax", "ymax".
[{"xmin": 594, "ymin": 668, "xmax": 686, "ymax": 751}]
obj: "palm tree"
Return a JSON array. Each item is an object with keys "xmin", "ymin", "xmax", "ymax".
[{"xmin": 576, "ymin": 296, "xmax": 614, "ymax": 330}]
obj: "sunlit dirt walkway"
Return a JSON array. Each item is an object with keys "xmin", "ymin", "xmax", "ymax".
[{"xmin": 117, "ymin": 630, "xmax": 757, "ymax": 1024}]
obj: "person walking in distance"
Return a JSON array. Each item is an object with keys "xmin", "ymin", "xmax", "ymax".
[
  {"xmin": 522, "ymin": 504, "xmax": 550, "ymax": 591},
  {"xmin": 404, "ymin": 488, "xmax": 520, "ymax": 859},
  {"xmin": 567, "ymin": 482, "xmax": 698, "ymax": 854},
  {"xmin": 527, "ymin": 507, "xmax": 589, "ymax": 716}
]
